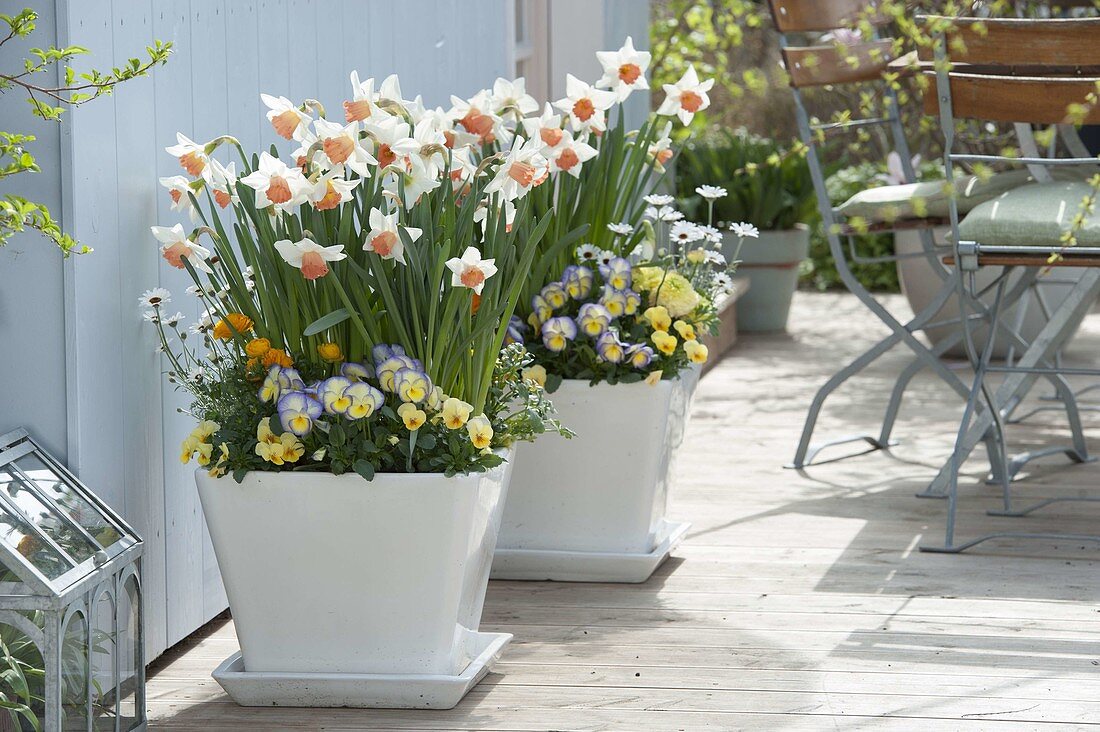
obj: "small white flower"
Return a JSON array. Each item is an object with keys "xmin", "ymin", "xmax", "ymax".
[
  {"xmin": 699, "ymin": 224, "xmax": 722, "ymax": 243},
  {"xmin": 142, "ymin": 309, "xmax": 160, "ymax": 324},
  {"xmin": 576, "ymin": 243, "xmax": 600, "ymax": 262},
  {"xmin": 186, "ymin": 368, "xmax": 204, "ymax": 384},
  {"xmin": 139, "ymin": 288, "xmax": 172, "ymax": 309},
  {"xmin": 598, "ymin": 249, "xmax": 616, "ymax": 265},
  {"xmin": 189, "ymin": 321, "xmax": 209, "ymax": 336},
  {"xmin": 445, "ymin": 246, "xmax": 498, "ymax": 295},
  {"xmin": 274, "ymin": 237, "xmax": 347, "ymax": 280},
  {"xmin": 607, "ymin": 223, "xmax": 634, "ymax": 236},
  {"xmin": 164, "ymin": 311, "xmax": 186, "ymax": 327},
  {"xmin": 670, "ymin": 221, "xmax": 705, "ymax": 244},
  {"xmin": 656, "ymin": 65, "xmax": 714, "ymax": 126},
  {"xmin": 715, "ymin": 273, "xmax": 734, "ymax": 293},
  {"xmin": 645, "ymin": 205, "xmax": 683, "ymax": 223},
  {"xmin": 185, "ymin": 285, "xmax": 203, "ymax": 297},
  {"xmin": 730, "ymin": 222, "xmax": 760, "ymax": 239},
  {"xmin": 696, "ymin": 185, "xmax": 727, "ymax": 200},
  {"xmin": 705, "ymin": 250, "xmax": 726, "ymax": 266},
  {"xmin": 644, "ymin": 194, "xmax": 674, "ymax": 206}
]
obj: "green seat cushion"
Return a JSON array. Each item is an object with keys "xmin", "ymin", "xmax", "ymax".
[
  {"xmin": 957, "ymin": 180, "xmax": 1100, "ymax": 248},
  {"xmin": 836, "ymin": 169, "xmax": 1033, "ymax": 223}
]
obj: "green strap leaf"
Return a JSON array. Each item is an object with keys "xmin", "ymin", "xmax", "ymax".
[{"xmin": 303, "ymin": 308, "xmax": 351, "ymax": 337}]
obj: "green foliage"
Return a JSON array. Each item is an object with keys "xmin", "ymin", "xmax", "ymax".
[
  {"xmin": 674, "ymin": 129, "xmax": 818, "ymax": 231},
  {"xmin": 0, "ymin": 8, "xmax": 171, "ymax": 256}
]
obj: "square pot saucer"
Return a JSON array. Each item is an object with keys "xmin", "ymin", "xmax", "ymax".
[
  {"xmin": 490, "ymin": 519, "xmax": 690, "ymax": 583},
  {"xmin": 211, "ymin": 631, "xmax": 511, "ymax": 709}
]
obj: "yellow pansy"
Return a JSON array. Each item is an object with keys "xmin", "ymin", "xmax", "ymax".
[
  {"xmin": 522, "ymin": 364, "xmax": 547, "ymax": 387},
  {"xmin": 317, "ymin": 342, "xmax": 344, "ymax": 363},
  {"xmin": 467, "ymin": 415, "xmax": 493, "ymax": 450},
  {"xmin": 673, "ymin": 320, "xmax": 697, "ymax": 341},
  {"xmin": 441, "ymin": 398, "xmax": 474, "ymax": 429},
  {"xmin": 643, "ymin": 305, "xmax": 672, "ymax": 332},
  {"xmin": 208, "ymin": 443, "xmax": 230, "ymax": 478},
  {"xmin": 397, "ymin": 402, "xmax": 426, "ymax": 431},
  {"xmin": 684, "ymin": 340, "xmax": 709, "ymax": 364},
  {"xmin": 193, "ymin": 420, "xmax": 220, "ymax": 439},
  {"xmin": 651, "ymin": 330, "xmax": 677, "ymax": 355}
]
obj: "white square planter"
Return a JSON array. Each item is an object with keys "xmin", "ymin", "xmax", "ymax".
[
  {"xmin": 195, "ymin": 449, "xmax": 514, "ymax": 708},
  {"xmin": 493, "ymin": 374, "xmax": 697, "ymax": 583}
]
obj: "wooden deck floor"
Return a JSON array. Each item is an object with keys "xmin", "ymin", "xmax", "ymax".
[{"xmin": 146, "ymin": 292, "xmax": 1100, "ymax": 731}]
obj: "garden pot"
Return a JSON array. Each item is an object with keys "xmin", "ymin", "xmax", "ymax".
[
  {"xmin": 722, "ymin": 225, "xmax": 811, "ymax": 332},
  {"xmin": 492, "ymin": 377, "xmax": 694, "ymax": 583},
  {"xmin": 895, "ymin": 228, "xmax": 1089, "ymax": 359},
  {"xmin": 196, "ymin": 449, "xmax": 514, "ymax": 709}
]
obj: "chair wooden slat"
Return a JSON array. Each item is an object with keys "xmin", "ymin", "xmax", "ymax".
[
  {"xmin": 782, "ymin": 40, "xmax": 896, "ymax": 87},
  {"xmin": 918, "ymin": 15, "xmax": 1100, "ymax": 67},
  {"xmin": 922, "ymin": 73, "xmax": 1100, "ymax": 125},
  {"xmin": 768, "ymin": 0, "xmax": 889, "ymax": 33},
  {"xmin": 944, "ymin": 254, "xmax": 1100, "ymax": 268}
]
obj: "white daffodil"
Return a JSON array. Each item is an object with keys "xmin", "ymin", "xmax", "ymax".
[
  {"xmin": 596, "ymin": 36, "xmax": 651, "ymax": 101},
  {"xmin": 364, "ymin": 114, "xmax": 419, "ymax": 170},
  {"xmin": 261, "ymin": 94, "xmax": 310, "ymax": 141},
  {"xmin": 376, "ymin": 73, "xmax": 412, "ymax": 109},
  {"xmin": 656, "ymin": 65, "xmax": 714, "ymax": 126},
  {"xmin": 547, "ymin": 131, "xmax": 598, "ymax": 178},
  {"xmin": 165, "ymin": 132, "xmax": 207, "ymax": 177},
  {"xmin": 152, "ymin": 224, "xmax": 213, "ymax": 274},
  {"xmin": 521, "ymin": 103, "xmax": 567, "ymax": 153},
  {"xmin": 648, "ymin": 121, "xmax": 675, "ymax": 170},
  {"xmin": 447, "ymin": 145, "xmax": 479, "ymax": 188},
  {"xmin": 410, "ymin": 117, "xmax": 448, "ymax": 178},
  {"xmin": 313, "ymin": 119, "xmax": 378, "ymax": 178},
  {"xmin": 344, "ymin": 71, "xmax": 379, "ymax": 122},
  {"xmin": 202, "ymin": 159, "xmax": 238, "ymax": 209},
  {"xmin": 490, "ymin": 77, "xmax": 539, "ymax": 119},
  {"xmin": 308, "ymin": 170, "xmax": 359, "ymax": 211},
  {"xmin": 274, "ymin": 237, "xmax": 346, "ymax": 281},
  {"xmin": 553, "ymin": 74, "xmax": 617, "ymax": 133},
  {"xmin": 383, "ymin": 153, "xmax": 442, "ymax": 208},
  {"xmin": 239, "ymin": 151, "xmax": 310, "ymax": 210},
  {"xmin": 364, "ymin": 207, "xmax": 421, "ymax": 265},
  {"xmin": 446, "ymin": 246, "xmax": 497, "ymax": 295},
  {"xmin": 484, "ymin": 136, "xmax": 548, "ymax": 201},
  {"xmin": 449, "ymin": 89, "xmax": 508, "ymax": 146},
  {"xmin": 159, "ymin": 175, "xmax": 201, "ymax": 221},
  {"xmin": 473, "ymin": 199, "xmax": 516, "ymax": 233}
]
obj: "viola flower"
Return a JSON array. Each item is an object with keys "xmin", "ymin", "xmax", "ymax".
[
  {"xmin": 547, "ymin": 131, "xmax": 598, "ymax": 178},
  {"xmin": 673, "ymin": 320, "xmax": 698, "ymax": 341},
  {"xmin": 730, "ymin": 222, "xmax": 760, "ymax": 239},
  {"xmin": 696, "ymin": 185, "xmax": 727, "ymax": 201},
  {"xmin": 627, "ymin": 344, "xmax": 656, "ymax": 369},
  {"xmin": 152, "ymin": 224, "xmax": 213, "ymax": 273},
  {"xmin": 522, "ymin": 364, "xmax": 547, "ymax": 387},
  {"xmin": 165, "ymin": 132, "xmax": 207, "ymax": 176},
  {"xmin": 530, "ymin": 294, "xmax": 553, "ymax": 324},
  {"xmin": 505, "ymin": 315, "xmax": 526, "ymax": 345},
  {"xmin": 599, "ymin": 257, "xmax": 632, "ymax": 291},
  {"xmin": 553, "ymin": 74, "xmax": 617, "ymax": 133},
  {"xmin": 309, "ymin": 171, "xmax": 360, "ymax": 211},
  {"xmin": 159, "ymin": 176, "xmax": 201, "ymax": 221},
  {"xmin": 541, "ymin": 316, "xmax": 577, "ymax": 352},
  {"xmin": 657, "ymin": 66, "xmax": 714, "ymax": 126},
  {"xmin": 599, "ymin": 287, "xmax": 628, "ymax": 318},
  {"xmin": 576, "ymin": 243, "xmax": 600, "ymax": 262},
  {"xmin": 240, "ymin": 152, "xmax": 310, "ymax": 210},
  {"xmin": 261, "ymin": 94, "xmax": 310, "ymax": 140},
  {"xmin": 344, "ymin": 71, "xmax": 377, "ymax": 122},
  {"xmin": 466, "ymin": 415, "xmax": 493, "ymax": 450},
  {"xmin": 644, "ymin": 305, "xmax": 673, "ymax": 332},
  {"xmin": 596, "ymin": 332, "xmax": 626, "ymax": 363},
  {"xmin": 314, "ymin": 118, "xmax": 378, "ymax": 177},
  {"xmin": 684, "ymin": 340, "xmax": 709, "ymax": 364},
  {"xmin": 397, "ymin": 402, "xmax": 427, "ymax": 431},
  {"xmin": 345, "ymin": 382, "xmax": 384, "ymax": 419},
  {"xmin": 484, "ymin": 136, "xmax": 549, "ymax": 201},
  {"xmin": 320, "ymin": 376, "xmax": 354, "ymax": 416},
  {"xmin": 376, "ymin": 355, "xmax": 415, "ymax": 392},
  {"xmin": 577, "ymin": 302, "xmax": 613, "ymax": 337},
  {"xmin": 394, "ymin": 368, "xmax": 432, "ymax": 403},
  {"xmin": 255, "ymin": 417, "xmax": 305, "ymax": 465},
  {"xmin": 596, "ymin": 36, "xmax": 651, "ymax": 101},
  {"xmin": 540, "ymin": 281, "xmax": 569, "ymax": 310},
  {"xmin": 364, "ymin": 207, "xmax": 422, "ymax": 265},
  {"xmin": 274, "ymin": 237, "xmax": 347, "ymax": 280},
  {"xmin": 341, "ymin": 362, "xmax": 373, "ymax": 382},
  {"xmin": 651, "ymin": 330, "xmax": 678, "ymax": 355},
  {"xmin": 446, "ymin": 246, "xmax": 497, "ymax": 295},
  {"xmin": 441, "ymin": 397, "xmax": 474, "ymax": 429},
  {"xmin": 562, "ymin": 265, "xmax": 594, "ymax": 300},
  {"xmin": 202, "ymin": 159, "xmax": 238, "ymax": 208},
  {"xmin": 278, "ymin": 391, "xmax": 323, "ymax": 436}
]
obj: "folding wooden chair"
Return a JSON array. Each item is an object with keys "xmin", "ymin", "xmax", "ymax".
[{"xmin": 917, "ymin": 14, "xmax": 1100, "ymax": 552}]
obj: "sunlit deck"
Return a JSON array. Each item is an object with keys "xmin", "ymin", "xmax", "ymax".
[{"xmin": 146, "ymin": 292, "xmax": 1100, "ymax": 730}]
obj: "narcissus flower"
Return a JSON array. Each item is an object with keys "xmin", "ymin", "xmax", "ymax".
[
  {"xmin": 547, "ymin": 131, "xmax": 598, "ymax": 177},
  {"xmin": 202, "ymin": 159, "xmax": 238, "ymax": 208},
  {"xmin": 684, "ymin": 340, "xmax": 709, "ymax": 364},
  {"xmin": 441, "ymin": 397, "xmax": 474, "ymax": 429},
  {"xmin": 160, "ymin": 175, "xmax": 201, "ymax": 221},
  {"xmin": 261, "ymin": 94, "xmax": 310, "ymax": 140},
  {"xmin": 274, "ymin": 237, "xmax": 347, "ymax": 280},
  {"xmin": 314, "ymin": 118, "xmax": 378, "ymax": 177},
  {"xmin": 490, "ymin": 77, "xmax": 539, "ymax": 118},
  {"xmin": 397, "ymin": 402, "xmax": 426, "ymax": 431},
  {"xmin": 278, "ymin": 391, "xmax": 323, "ymax": 436},
  {"xmin": 466, "ymin": 414, "xmax": 493, "ymax": 449},
  {"xmin": 153, "ymin": 224, "xmax": 213, "ymax": 273},
  {"xmin": 541, "ymin": 316, "xmax": 577, "ymax": 352},
  {"xmin": 484, "ymin": 136, "xmax": 549, "ymax": 201},
  {"xmin": 446, "ymin": 247, "xmax": 497, "ymax": 295},
  {"xmin": 521, "ymin": 103, "xmax": 566, "ymax": 152},
  {"xmin": 596, "ymin": 36, "xmax": 651, "ymax": 101},
  {"xmin": 553, "ymin": 74, "xmax": 617, "ymax": 133},
  {"xmin": 657, "ymin": 65, "xmax": 713, "ymax": 126},
  {"xmin": 364, "ymin": 207, "xmax": 421, "ymax": 265},
  {"xmin": 240, "ymin": 151, "xmax": 309, "ymax": 210},
  {"xmin": 309, "ymin": 172, "xmax": 359, "ymax": 211},
  {"xmin": 344, "ymin": 71, "xmax": 377, "ymax": 122},
  {"xmin": 577, "ymin": 302, "xmax": 612, "ymax": 337},
  {"xmin": 165, "ymin": 132, "xmax": 207, "ymax": 176},
  {"xmin": 651, "ymin": 330, "xmax": 678, "ymax": 355}
]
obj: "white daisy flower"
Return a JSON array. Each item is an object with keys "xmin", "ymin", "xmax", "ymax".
[
  {"xmin": 142, "ymin": 309, "xmax": 160, "ymax": 323},
  {"xmin": 607, "ymin": 222, "xmax": 635, "ymax": 236},
  {"xmin": 695, "ymin": 185, "xmax": 727, "ymax": 200},
  {"xmin": 598, "ymin": 249, "xmax": 616, "ymax": 265},
  {"xmin": 576, "ymin": 243, "xmax": 600, "ymax": 262},
  {"xmin": 730, "ymin": 222, "xmax": 760, "ymax": 238},
  {"xmin": 699, "ymin": 224, "xmax": 722, "ymax": 244},
  {"xmin": 644, "ymin": 194, "xmax": 674, "ymax": 206},
  {"xmin": 139, "ymin": 288, "xmax": 171, "ymax": 309},
  {"xmin": 645, "ymin": 205, "xmax": 683, "ymax": 222},
  {"xmin": 705, "ymin": 250, "xmax": 727, "ymax": 266},
  {"xmin": 164, "ymin": 311, "xmax": 186, "ymax": 327},
  {"xmin": 670, "ymin": 221, "xmax": 705, "ymax": 244},
  {"xmin": 715, "ymin": 272, "xmax": 734, "ymax": 292}
]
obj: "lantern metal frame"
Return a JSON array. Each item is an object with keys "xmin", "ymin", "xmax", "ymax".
[{"xmin": 0, "ymin": 428, "xmax": 146, "ymax": 732}]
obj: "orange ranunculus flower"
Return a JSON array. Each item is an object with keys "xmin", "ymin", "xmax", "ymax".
[
  {"xmin": 245, "ymin": 338, "xmax": 271, "ymax": 358},
  {"xmin": 317, "ymin": 342, "xmax": 344, "ymax": 363},
  {"xmin": 213, "ymin": 313, "xmax": 254, "ymax": 341},
  {"xmin": 262, "ymin": 348, "xmax": 294, "ymax": 368}
]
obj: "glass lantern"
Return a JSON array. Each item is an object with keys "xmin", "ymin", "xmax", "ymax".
[{"xmin": 0, "ymin": 429, "xmax": 145, "ymax": 732}]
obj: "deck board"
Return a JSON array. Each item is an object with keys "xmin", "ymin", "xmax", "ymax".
[{"xmin": 146, "ymin": 292, "xmax": 1100, "ymax": 730}]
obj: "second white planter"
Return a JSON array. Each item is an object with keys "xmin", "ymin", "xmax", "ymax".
[{"xmin": 492, "ymin": 376, "xmax": 695, "ymax": 583}]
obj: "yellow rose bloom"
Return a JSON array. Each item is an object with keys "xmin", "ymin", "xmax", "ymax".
[
  {"xmin": 245, "ymin": 338, "xmax": 271, "ymax": 358},
  {"xmin": 441, "ymin": 397, "xmax": 474, "ymax": 430},
  {"xmin": 317, "ymin": 342, "xmax": 343, "ymax": 363},
  {"xmin": 397, "ymin": 402, "xmax": 426, "ymax": 431},
  {"xmin": 651, "ymin": 330, "xmax": 678, "ymax": 355},
  {"xmin": 467, "ymin": 415, "xmax": 494, "ymax": 450},
  {"xmin": 213, "ymin": 313, "xmax": 254, "ymax": 341},
  {"xmin": 650, "ymin": 272, "xmax": 701, "ymax": 318},
  {"xmin": 521, "ymin": 364, "xmax": 547, "ymax": 387},
  {"xmin": 262, "ymin": 348, "xmax": 294, "ymax": 368},
  {"xmin": 643, "ymin": 305, "xmax": 672, "ymax": 332},
  {"xmin": 684, "ymin": 340, "xmax": 709, "ymax": 364},
  {"xmin": 673, "ymin": 320, "xmax": 697, "ymax": 341}
]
